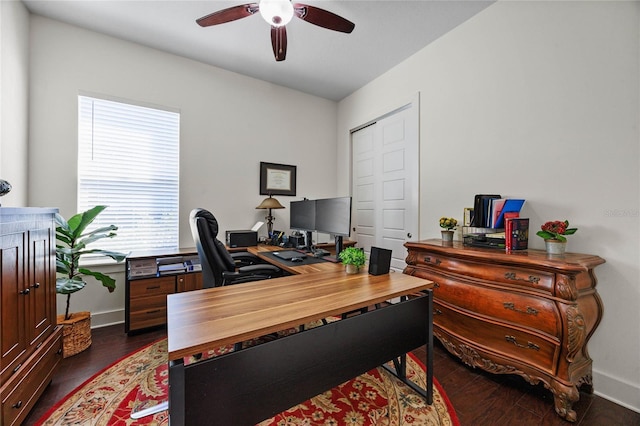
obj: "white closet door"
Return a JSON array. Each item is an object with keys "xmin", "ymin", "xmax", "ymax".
[{"xmin": 352, "ymin": 103, "xmax": 419, "ymax": 271}]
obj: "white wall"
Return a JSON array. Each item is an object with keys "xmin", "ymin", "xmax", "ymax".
[
  {"xmin": 28, "ymin": 16, "xmax": 338, "ymax": 326},
  {"xmin": 0, "ymin": 0, "xmax": 29, "ymax": 207},
  {"xmin": 338, "ymin": 0, "xmax": 639, "ymax": 413}
]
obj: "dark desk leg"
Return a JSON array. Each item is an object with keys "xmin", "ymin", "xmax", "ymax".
[
  {"xmin": 380, "ymin": 289, "xmax": 434, "ymax": 405},
  {"xmin": 427, "ymin": 288, "xmax": 433, "ymax": 404}
]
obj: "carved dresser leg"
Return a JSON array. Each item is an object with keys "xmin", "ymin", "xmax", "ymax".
[{"xmin": 551, "ymin": 380, "xmax": 580, "ymax": 422}]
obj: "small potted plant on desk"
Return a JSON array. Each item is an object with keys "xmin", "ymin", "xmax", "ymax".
[
  {"xmin": 338, "ymin": 247, "xmax": 366, "ymax": 274},
  {"xmin": 56, "ymin": 205, "xmax": 127, "ymax": 357}
]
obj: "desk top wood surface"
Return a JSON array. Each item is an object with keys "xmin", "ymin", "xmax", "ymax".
[{"xmin": 166, "ymin": 270, "xmax": 433, "ymax": 361}]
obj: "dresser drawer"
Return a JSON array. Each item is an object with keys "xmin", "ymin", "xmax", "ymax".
[
  {"xmin": 412, "ymin": 253, "xmax": 555, "ymax": 295},
  {"xmin": 2, "ymin": 327, "xmax": 62, "ymax": 426},
  {"xmin": 434, "ymin": 301, "xmax": 559, "ymax": 374},
  {"xmin": 426, "ymin": 269, "xmax": 561, "ymax": 338},
  {"xmin": 129, "ymin": 276, "xmax": 176, "ymax": 299}
]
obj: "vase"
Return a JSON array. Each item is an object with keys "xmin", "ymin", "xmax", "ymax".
[
  {"xmin": 441, "ymin": 230, "xmax": 454, "ymax": 242},
  {"xmin": 345, "ymin": 264, "xmax": 360, "ymax": 274},
  {"xmin": 545, "ymin": 239, "xmax": 566, "ymax": 255}
]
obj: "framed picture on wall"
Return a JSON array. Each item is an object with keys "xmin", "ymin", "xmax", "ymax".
[{"xmin": 260, "ymin": 162, "xmax": 297, "ymax": 196}]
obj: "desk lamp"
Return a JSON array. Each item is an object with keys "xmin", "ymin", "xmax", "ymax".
[{"xmin": 256, "ymin": 194, "xmax": 285, "ymax": 236}]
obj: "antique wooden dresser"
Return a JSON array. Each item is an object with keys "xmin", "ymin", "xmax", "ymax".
[{"xmin": 404, "ymin": 239, "xmax": 605, "ymax": 422}]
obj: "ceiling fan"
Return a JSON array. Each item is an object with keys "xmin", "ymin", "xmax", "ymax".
[{"xmin": 196, "ymin": 0, "xmax": 355, "ymax": 61}]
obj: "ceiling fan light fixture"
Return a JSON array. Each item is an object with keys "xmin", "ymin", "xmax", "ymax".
[{"xmin": 259, "ymin": 0, "xmax": 294, "ymax": 27}]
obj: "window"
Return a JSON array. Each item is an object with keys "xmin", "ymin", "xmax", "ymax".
[{"xmin": 78, "ymin": 95, "xmax": 180, "ymax": 253}]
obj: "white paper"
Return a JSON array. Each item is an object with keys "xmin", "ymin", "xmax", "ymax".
[{"xmin": 251, "ymin": 221, "xmax": 264, "ymax": 232}]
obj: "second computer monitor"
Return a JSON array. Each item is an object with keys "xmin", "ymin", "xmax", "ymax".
[{"xmin": 314, "ymin": 196, "xmax": 352, "ymax": 237}]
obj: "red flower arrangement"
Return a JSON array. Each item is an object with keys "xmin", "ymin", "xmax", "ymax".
[{"xmin": 536, "ymin": 220, "xmax": 577, "ymax": 242}]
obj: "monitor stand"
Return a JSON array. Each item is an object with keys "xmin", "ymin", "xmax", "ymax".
[
  {"xmin": 305, "ymin": 231, "xmax": 313, "ymax": 252},
  {"xmin": 334, "ymin": 235, "xmax": 344, "ymax": 258}
]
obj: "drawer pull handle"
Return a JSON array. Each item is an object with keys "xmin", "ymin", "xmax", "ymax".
[
  {"xmin": 12, "ymin": 400, "xmax": 23, "ymax": 409},
  {"xmin": 504, "ymin": 272, "xmax": 540, "ymax": 284},
  {"xmin": 12, "ymin": 363, "xmax": 22, "ymax": 373},
  {"xmin": 424, "ymin": 256, "xmax": 441, "ymax": 266},
  {"xmin": 503, "ymin": 302, "xmax": 538, "ymax": 316},
  {"xmin": 146, "ymin": 286, "xmax": 161, "ymax": 290},
  {"xmin": 434, "ymin": 308, "xmax": 443, "ymax": 315},
  {"xmin": 505, "ymin": 335, "xmax": 540, "ymax": 351},
  {"xmin": 147, "ymin": 309, "xmax": 161, "ymax": 314}
]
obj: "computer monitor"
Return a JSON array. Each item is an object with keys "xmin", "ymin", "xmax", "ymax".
[
  {"xmin": 290, "ymin": 199, "xmax": 316, "ymax": 231},
  {"xmin": 315, "ymin": 196, "xmax": 352, "ymax": 256},
  {"xmin": 290, "ymin": 199, "xmax": 316, "ymax": 249}
]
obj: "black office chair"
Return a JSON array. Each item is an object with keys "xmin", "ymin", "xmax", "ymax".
[{"xmin": 190, "ymin": 208, "xmax": 281, "ymax": 288}]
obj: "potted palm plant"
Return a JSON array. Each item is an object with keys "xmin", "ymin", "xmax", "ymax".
[
  {"xmin": 338, "ymin": 247, "xmax": 366, "ymax": 274},
  {"xmin": 56, "ymin": 205, "xmax": 127, "ymax": 357}
]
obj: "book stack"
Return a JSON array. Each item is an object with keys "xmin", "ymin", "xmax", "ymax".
[
  {"xmin": 470, "ymin": 195, "xmax": 525, "ymax": 229},
  {"xmin": 464, "ymin": 195, "xmax": 528, "ymax": 250},
  {"xmin": 505, "ymin": 218, "xmax": 530, "ymax": 250}
]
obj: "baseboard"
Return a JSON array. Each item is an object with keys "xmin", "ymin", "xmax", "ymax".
[
  {"xmin": 593, "ymin": 369, "xmax": 640, "ymax": 413},
  {"xmin": 89, "ymin": 309, "xmax": 125, "ymax": 329}
]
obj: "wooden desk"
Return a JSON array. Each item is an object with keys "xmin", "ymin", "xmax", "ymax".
[{"xmin": 166, "ymin": 270, "xmax": 434, "ymax": 425}]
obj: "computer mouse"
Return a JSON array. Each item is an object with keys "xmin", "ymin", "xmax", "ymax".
[{"xmin": 291, "ymin": 257, "xmax": 303, "ymax": 262}]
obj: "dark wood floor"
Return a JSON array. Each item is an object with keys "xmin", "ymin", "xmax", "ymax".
[{"xmin": 24, "ymin": 324, "xmax": 640, "ymax": 425}]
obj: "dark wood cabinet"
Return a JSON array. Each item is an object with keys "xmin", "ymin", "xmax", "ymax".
[
  {"xmin": 125, "ymin": 249, "xmax": 202, "ymax": 334},
  {"xmin": 404, "ymin": 239, "xmax": 605, "ymax": 422},
  {"xmin": 0, "ymin": 208, "xmax": 62, "ymax": 426}
]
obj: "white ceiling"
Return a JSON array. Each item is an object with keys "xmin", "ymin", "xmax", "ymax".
[{"xmin": 22, "ymin": 0, "xmax": 494, "ymax": 101}]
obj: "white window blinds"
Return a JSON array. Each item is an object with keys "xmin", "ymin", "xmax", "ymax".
[{"xmin": 78, "ymin": 95, "xmax": 180, "ymax": 253}]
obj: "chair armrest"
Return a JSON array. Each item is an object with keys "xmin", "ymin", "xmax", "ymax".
[
  {"xmin": 222, "ymin": 264, "xmax": 281, "ymax": 285},
  {"xmin": 230, "ymin": 252, "xmax": 262, "ymax": 267},
  {"xmin": 238, "ymin": 264, "xmax": 281, "ymax": 274}
]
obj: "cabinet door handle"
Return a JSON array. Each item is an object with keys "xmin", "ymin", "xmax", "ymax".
[
  {"xmin": 32, "ymin": 282, "xmax": 41, "ymax": 288},
  {"xmin": 505, "ymin": 335, "xmax": 540, "ymax": 351},
  {"xmin": 503, "ymin": 302, "xmax": 538, "ymax": 316},
  {"xmin": 19, "ymin": 288, "xmax": 30, "ymax": 295}
]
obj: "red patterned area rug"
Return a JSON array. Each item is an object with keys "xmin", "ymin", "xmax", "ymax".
[{"xmin": 37, "ymin": 339, "xmax": 459, "ymax": 425}]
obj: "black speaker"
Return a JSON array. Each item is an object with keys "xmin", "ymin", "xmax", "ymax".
[{"xmin": 368, "ymin": 246, "xmax": 392, "ymax": 275}]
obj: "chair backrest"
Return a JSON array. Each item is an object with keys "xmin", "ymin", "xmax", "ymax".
[{"xmin": 189, "ymin": 208, "xmax": 236, "ymax": 288}]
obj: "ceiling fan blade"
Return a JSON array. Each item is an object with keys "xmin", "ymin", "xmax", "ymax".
[
  {"xmin": 271, "ymin": 26, "xmax": 288, "ymax": 61},
  {"xmin": 293, "ymin": 3, "xmax": 354, "ymax": 33},
  {"xmin": 196, "ymin": 3, "xmax": 259, "ymax": 27}
]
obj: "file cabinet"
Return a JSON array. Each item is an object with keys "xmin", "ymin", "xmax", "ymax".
[{"xmin": 125, "ymin": 249, "xmax": 202, "ymax": 334}]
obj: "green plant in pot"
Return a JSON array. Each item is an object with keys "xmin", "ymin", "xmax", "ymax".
[
  {"xmin": 338, "ymin": 247, "xmax": 366, "ymax": 274},
  {"xmin": 56, "ymin": 205, "xmax": 127, "ymax": 319}
]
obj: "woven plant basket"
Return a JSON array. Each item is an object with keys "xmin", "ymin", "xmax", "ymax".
[{"xmin": 57, "ymin": 311, "xmax": 92, "ymax": 358}]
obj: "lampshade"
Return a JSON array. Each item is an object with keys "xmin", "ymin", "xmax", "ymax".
[
  {"xmin": 259, "ymin": 0, "xmax": 294, "ymax": 27},
  {"xmin": 256, "ymin": 195, "xmax": 285, "ymax": 210}
]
